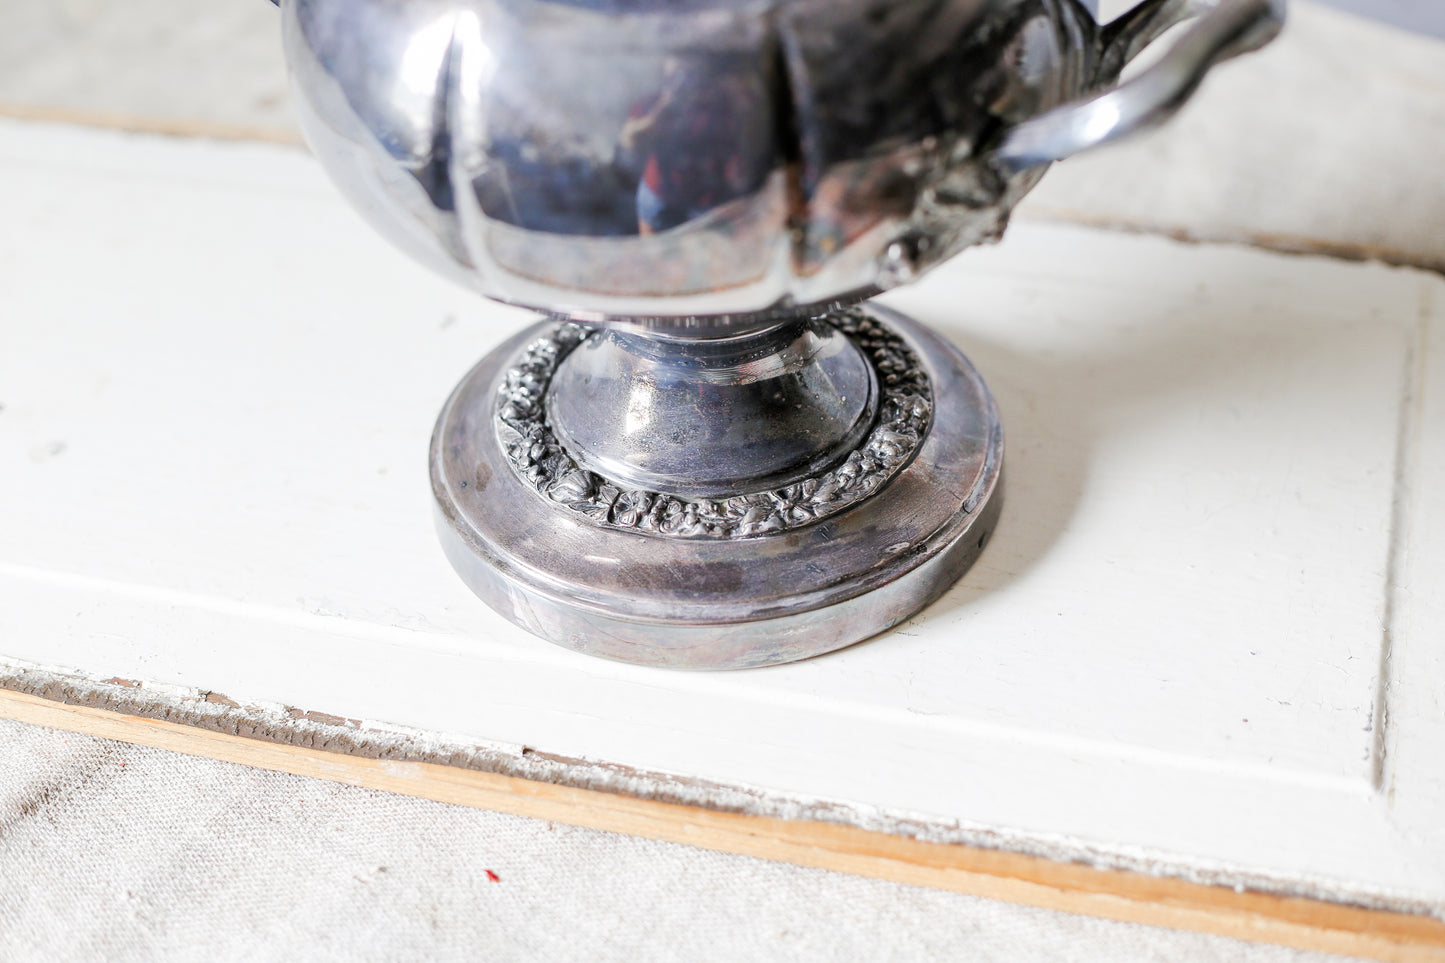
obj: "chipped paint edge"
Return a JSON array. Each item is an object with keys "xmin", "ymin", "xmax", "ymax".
[{"xmin": 1, "ymin": 657, "xmax": 1441, "ymax": 927}]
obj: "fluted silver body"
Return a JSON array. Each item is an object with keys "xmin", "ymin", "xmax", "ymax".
[{"xmin": 283, "ymin": 0, "xmax": 1282, "ymax": 331}]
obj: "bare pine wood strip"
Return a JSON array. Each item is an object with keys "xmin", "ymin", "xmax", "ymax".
[{"xmin": 2, "ymin": 685, "xmax": 1441, "ymax": 963}]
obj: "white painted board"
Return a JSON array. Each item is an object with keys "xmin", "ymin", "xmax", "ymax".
[{"xmin": 1, "ymin": 120, "xmax": 1441, "ymax": 907}]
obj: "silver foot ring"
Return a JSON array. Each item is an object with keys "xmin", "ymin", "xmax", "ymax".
[{"xmin": 430, "ymin": 305, "xmax": 1003, "ymax": 670}]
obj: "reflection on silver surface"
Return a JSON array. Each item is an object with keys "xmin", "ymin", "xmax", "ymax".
[{"xmin": 283, "ymin": 0, "xmax": 1282, "ymax": 331}]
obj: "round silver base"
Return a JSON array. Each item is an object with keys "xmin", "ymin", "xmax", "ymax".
[{"xmin": 430, "ymin": 305, "xmax": 1002, "ymax": 670}]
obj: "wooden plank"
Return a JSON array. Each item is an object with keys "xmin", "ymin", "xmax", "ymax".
[
  {"xmin": 2, "ymin": 118, "xmax": 1441, "ymax": 910},
  {"xmin": 1, "ymin": 684, "xmax": 1442, "ymax": 963}
]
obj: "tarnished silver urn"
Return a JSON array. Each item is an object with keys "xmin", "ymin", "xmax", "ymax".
[{"xmin": 274, "ymin": 0, "xmax": 1283, "ymax": 668}]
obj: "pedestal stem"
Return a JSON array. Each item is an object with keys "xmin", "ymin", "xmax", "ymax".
[{"xmin": 546, "ymin": 316, "xmax": 878, "ymax": 499}]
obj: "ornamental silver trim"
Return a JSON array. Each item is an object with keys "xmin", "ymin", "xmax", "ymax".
[{"xmin": 495, "ymin": 309, "xmax": 933, "ymax": 539}]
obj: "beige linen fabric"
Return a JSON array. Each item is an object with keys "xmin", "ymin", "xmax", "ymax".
[{"xmin": 0, "ymin": 718, "xmax": 1352, "ymax": 963}]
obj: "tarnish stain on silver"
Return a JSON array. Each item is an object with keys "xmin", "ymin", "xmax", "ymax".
[{"xmin": 275, "ymin": 0, "xmax": 1283, "ymax": 668}]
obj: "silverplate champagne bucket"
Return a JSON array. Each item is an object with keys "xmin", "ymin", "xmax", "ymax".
[{"xmin": 272, "ymin": 0, "xmax": 1284, "ymax": 668}]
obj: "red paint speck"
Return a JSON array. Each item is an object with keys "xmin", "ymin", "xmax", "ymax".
[{"xmin": 485, "ymin": 870, "xmax": 500, "ymax": 883}]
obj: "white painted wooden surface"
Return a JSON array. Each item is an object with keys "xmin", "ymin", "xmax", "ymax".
[{"xmin": 1, "ymin": 119, "xmax": 1441, "ymax": 907}]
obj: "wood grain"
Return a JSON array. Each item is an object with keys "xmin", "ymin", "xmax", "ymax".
[{"xmin": 1, "ymin": 685, "xmax": 1441, "ymax": 963}]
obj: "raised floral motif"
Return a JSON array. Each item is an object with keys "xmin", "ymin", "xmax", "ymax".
[{"xmin": 495, "ymin": 310, "xmax": 932, "ymax": 539}]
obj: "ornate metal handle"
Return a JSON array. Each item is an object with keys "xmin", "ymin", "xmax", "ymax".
[{"xmin": 994, "ymin": 0, "xmax": 1285, "ymax": 169}]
